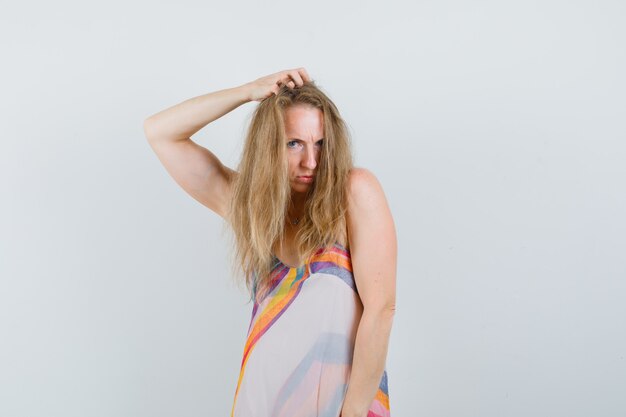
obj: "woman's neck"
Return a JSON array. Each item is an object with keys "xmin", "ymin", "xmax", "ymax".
[{"xmin": 289, "ymin": 192, "xmax": 308, "ymax": 215}]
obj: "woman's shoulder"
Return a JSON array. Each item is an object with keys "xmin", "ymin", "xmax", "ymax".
[
  {"xmin": 347, "ymin": 166, "xmax": 385, "ymax": 200},
  {"xmin": 345, "ymin": 166, "xmax": 391, "ymax": 247},
  {"xmin": 348, "ymin": 165, "xmax": 380, "ymax": 182}
]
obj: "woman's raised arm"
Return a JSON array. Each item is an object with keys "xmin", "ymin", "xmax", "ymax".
[
  {"xmin": 143, "ymin": 85, "xmax": 250, "ymax": 219},
  {"xmin": 142, "ymin": 68, "xmax": 311, "ymax": 219}
]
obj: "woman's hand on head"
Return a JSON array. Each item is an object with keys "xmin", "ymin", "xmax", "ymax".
[{"xmin": 242, "ymin": 68, "xmax": 312, "ymax": 102}]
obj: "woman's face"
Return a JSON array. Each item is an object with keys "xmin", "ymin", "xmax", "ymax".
[{"xmin": 283, "ymin": 104, "xmax": 324, "ymax": 194}]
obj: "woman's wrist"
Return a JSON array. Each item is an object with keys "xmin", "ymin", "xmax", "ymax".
[{"xmin": 235, "ymin": 83, "xmax": 253, "ymax": 103}]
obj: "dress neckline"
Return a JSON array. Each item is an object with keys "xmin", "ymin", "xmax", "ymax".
[{"xmin": 272, "ymin": 241, "xmax": 348, "ymax": 271}]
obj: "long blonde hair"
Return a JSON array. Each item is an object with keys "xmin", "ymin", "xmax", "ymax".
[{"xmin": 224, "ymin": 81, "xmax": 354, "ymax": 304}]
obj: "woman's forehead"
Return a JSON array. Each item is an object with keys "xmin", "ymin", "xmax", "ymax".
[{"xmin": 284, "ymin": 106, "xmax": 323, "ymax": 131}]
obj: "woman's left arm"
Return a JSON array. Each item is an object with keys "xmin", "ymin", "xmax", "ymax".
[{"xmin": 341, "ymin": 168, "xmax": 397, "ymax": 417}]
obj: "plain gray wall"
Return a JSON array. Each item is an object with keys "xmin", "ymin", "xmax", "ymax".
[{"xmin": 1, "ymin": 0, "xmax": 625, "ymax": 416}]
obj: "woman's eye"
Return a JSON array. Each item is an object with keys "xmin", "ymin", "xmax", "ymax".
[{"xmin": 287, "ymin": 140, "xmax": 323, "ymax": 149}]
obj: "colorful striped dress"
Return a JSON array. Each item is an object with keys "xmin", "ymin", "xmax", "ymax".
[{"xmin": 230, "ymin": 242, "xmax": 391, "ymax": 417}]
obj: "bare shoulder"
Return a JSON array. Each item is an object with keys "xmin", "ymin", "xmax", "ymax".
[
  {"xmin": 338, "ymin": 167, "xmax": 388, "ymax": 250},
  {"xmin": 345, "ymin": 166, "xmax": 397, "ymax": 311},
  {"xmin": 345, "ymin": 166, "xmax": 395, "ymax": 246},
  {"xmin": 347, "ymin": 167, "xmax": 387, "ymax": 206}
]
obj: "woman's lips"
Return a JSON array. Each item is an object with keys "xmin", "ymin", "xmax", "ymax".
[{"xmin": 296, "ymin": 176, "xmax": 314, "ymax": 183}]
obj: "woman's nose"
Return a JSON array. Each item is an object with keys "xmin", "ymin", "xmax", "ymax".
[{"xmin": 302, "ymin": 147, "xmax": 317, "ymax": 169}]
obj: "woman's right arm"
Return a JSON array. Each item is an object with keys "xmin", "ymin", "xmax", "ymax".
[
  {"xmin": 143, "ymin": 85, "xmax": 250, "ymax": 219},
  {"xmin": 142, "ymin": 68, "xmax": 310, "ymax": 219},
  {"xmin": 143, "ymin": 85, "xmax": 251, "ymax": 145}
]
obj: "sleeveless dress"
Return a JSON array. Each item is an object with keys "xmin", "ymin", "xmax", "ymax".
[{"xmin": 230, "ymin": 242, "xmax": 391, "ymax": 417}]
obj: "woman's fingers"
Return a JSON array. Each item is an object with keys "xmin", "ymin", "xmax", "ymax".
[
  {"xmin": 250, "ymin": 67, "xmax": 310, "ymax": 99},
  {"xmin": 276, "ymin": 78, "xmax": 295, "ymax": 90},
  {"xmin": 300, "ymin": 68, "xmax": 311, "ymax": 83},
  {"xmin": 288, "ymin": 68, "xmax": 308, "ymax": 86},
  {"xmin": 278, "ymin": 68, "xmax": 309, "ymax": 89},
  {"xmin": 277, "ymin": 73, "xmax": 296, "ymax": 88}
]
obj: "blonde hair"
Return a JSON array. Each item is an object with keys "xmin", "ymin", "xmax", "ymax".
[{"xmin": 224, "ymin": 81, "xmax": 354, "ymax": 304}]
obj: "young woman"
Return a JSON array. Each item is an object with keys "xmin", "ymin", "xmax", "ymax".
[{"xmin": 143, "ymin": 68, "xmax": 396, "ymax": 417}]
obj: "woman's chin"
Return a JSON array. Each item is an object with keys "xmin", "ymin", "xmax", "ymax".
[{"xmin": 290, "ymin": 182, "xmax": 311, "ymax": 193}]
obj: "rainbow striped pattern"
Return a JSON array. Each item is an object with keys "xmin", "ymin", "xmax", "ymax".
[{"xmin": 230, "ymin": 242, "xmax": 391, "ymax": 417}]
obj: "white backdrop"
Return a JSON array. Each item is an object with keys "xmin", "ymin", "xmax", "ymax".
[{"xmin": 1, "ymin": 0, "xmax": 625, "ymax": 416}]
